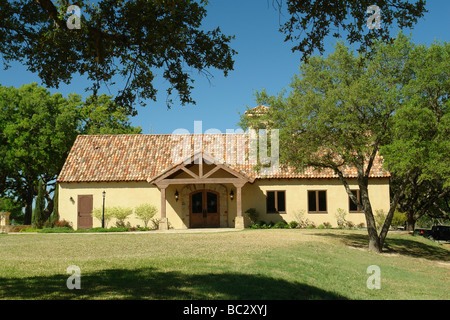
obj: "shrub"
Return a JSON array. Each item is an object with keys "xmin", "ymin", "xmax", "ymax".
[
  {"xmin": 92, "ymin": 207, "xmax": 114, "ymax": 228},
  {"xmin": 318, "ymin": 224, "xmax": 325, "ymax": 229},
  {"xmin": 111, "ymin": 207, "xmax": 133, "ymax": 227},
  {"xmin": 134, "ymin": 203, "xmax": 158, "ymax": 228},
  {"xmin": 391, "ymin": 210, "xmax": 407, "ymax": 229},
  {"xmin": 335, "ymin": 208, "xmax": 348, "ymax": 228},
  {"xmin": 244, "ymin": 208, "xmax": 259, "ymax": 225},
  {"xmin": 43, "ymin": 219, "xmax": 73, "ymax": 229},
  {"xmin": 346, "ymin": 221, "xmax": 355, "ymax": 229},
  {"xmin": 293, "ymin": 209, "xmax": 314, "ymax": 228},
  {"xmin": 38, "ymin": 227, "xmax": 74, "ymax": 233},
  {"xmin": 374, "ymin": 209, "xmax": 386, "ymax": 230},
  {"xmin": 289, "ymin": 221, "xmax": 299, "ymax": 229},
  {"xmin": 323, "ymin": 222, "xmax": 332, "ymax": 229},
  {"xmin": 20, "ymin": 227, "xmax": 40, "ymax": 233},
  {"xmin": 257, "ymin": 220, "xmax": 266, "ymax": 227},
  {"xmin": 273, "ymin": 221, "xmax": 289, "ymax": 229}
]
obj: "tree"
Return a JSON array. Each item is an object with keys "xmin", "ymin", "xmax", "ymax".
[
  {"xmin": 0, "ymin": 83, "xmax": 141, "ymax": 225},
  {"xmin": 271, "ymin": 0, "xmax": 427, "ymax": 62},
  {"xmin": 0, "ymin": 0, "xmax": 236, "ymax": 114},
  {"xmin": 52, "ymin": 184, "xmax": 59, "ymax": 222},
  {"xmin": 380, "ymin": 40, "xmax": 450, "ymax": 231},
  {"xmin": 393, "ymin": 176, "xmax": 449, "ymax": 231},
  {"xmin": 240, "ymin": 33, "xmax": 444, "ymax": 253},
  {"xmin": 0, "ymin": 196, "xmax": 23, "ymax": 224},
  {"xmin": 0, "ymin": 83, "xmax": 79, "ymax": 225}
]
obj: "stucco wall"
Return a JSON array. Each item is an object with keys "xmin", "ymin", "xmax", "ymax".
[
  {"xmin": 59, "ymin": 177, "xmax": 390, "ymax": 229},
  {"xmin": 241, "ymin": 178, "xmax": 390, "ymax": 227}
]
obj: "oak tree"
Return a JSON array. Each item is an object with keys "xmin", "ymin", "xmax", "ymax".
[
  {"xmin": 0, "ymin": 0, "xmax": 236, "ymax": 114},
  {"xmin": 240, "ymin": 33, "xmax": 448, "ymax": 253}
]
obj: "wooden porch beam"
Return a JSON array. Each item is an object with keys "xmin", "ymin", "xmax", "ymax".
[
  {"xmin": 181, "ymin": 166, "xmax": 199, "ymax": 179},
  {"xmin": 160, "ymin": 186, "xmax": 166, "ymax": 219},
  {"xmin": 157, "ymin": 177, "xmax": 248, "ymax": 185}
]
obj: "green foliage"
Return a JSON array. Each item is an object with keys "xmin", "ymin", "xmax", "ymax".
[
  {"xmin": 92, "ymin": 207, "xmax": 115, "ymax": 228},
  {"xmin": 323, "ymin": 222, "xmax": 332, "ymax": 229},
  {"xmin": 0, "ymin": 0, "xmax": 236, "ymax": 113},
  {"xmin": 52, "ymin": 186, "xmax": 59, "ymax": 222},
  {"xmin": 134, "ymin": 203, "xmax": 158, "ymax": 228},
  {"xmin": 38, "ymin": 227, "xmax": 75, "ymax": 233},
  {"xmin": 42, "ymin": 219, "xmax": 73, "ymax": 229},
  {"xmin": 0, "ymin": 197, "xmax": 23, "ymax": 224},
  {"xmin": 276, "ymin": 0, "xmax": 427, "ymax": 62},
  {"xmin": 240, "ymin": 33, "xmax": 449, "ymax": 252},
  {"xmin": 374, "ymin": 209, "xmax": 387, "ymax": 230},
  {"xmin": 289, "ymin": 221, "xmax": 299, "ymax": 229},
  {"xmin": 272, "ymin": 221, "xmax": 289, "ymax": 229},
  {"xmin": 244, "ymin": 208, "xmax": 259, "ymax": 225},
  {"xmin": 391, "ymin": 210, "xmax": 407, "ymax": 229},
  {"xmin": 0, "ymin": 83, "xmax": 141, "ymax": 225},
  {"xmin": 110, "ymin": 207, "xmax": 133, "ymax": 227}
]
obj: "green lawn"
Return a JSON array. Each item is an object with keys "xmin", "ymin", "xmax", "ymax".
[{"xmin": 0, "ymin": 229, "xmax": 448, "ymax": 300}]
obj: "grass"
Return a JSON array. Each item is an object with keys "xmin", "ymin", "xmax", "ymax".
[{"xmin": 0, "ymin": 229, "xmax": 448, "ymax": 300}]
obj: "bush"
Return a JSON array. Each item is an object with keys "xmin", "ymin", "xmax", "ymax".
[
  {"xmin": 335, "ymin": 208, "xmax": 348, "ymax": 228},
  {"xmin": 43, "ymin": 219, "xmax": 73, "ymax": 229},
  {"xmin": 289, "ymin": 221, "xmax": 299, "ymax": 229},
  {"xmin": 374, "ymin": 209, "xmax": 386, "ymax": 230},
  {"xmin": 323, "ymin": 222, "xmax": 332, "ymax": 229},
  {"xmin": 244, "ymin": 208, "xmax": 259, "ymax": 225},
  {"xmin": 38, "ymin": 227, "xmax": 74, "ymax": 233},
  {"xmin": 92, "ymin": 207, "xmax": 114, "ymax": 228},
  {"xmin": 391, "ymin": 210, "xmax": 407, "ymax": 229},
  {"xmin": 20, "ymin": 227, "xmax": 40, "ymax": 233},
  {"xmin": 111, "ymin": 207, "xmax": 133, "ymax": 227},
  {"xmin": 134, "ymin": 203, "xmax": 158, "ymax": 228},
  {"xmin": 273, "ymin": 221, "xmax": 289, "ymax": 229}
]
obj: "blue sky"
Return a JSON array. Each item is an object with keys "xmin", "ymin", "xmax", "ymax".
[{"xmin": 1, "ymin": 0, "xmax": 449, "ymax": 134}]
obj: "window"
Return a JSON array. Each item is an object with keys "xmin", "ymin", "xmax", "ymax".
[
  {"xmin": 266, "ymin": 191, "xmax": 286, "ymax": 214},
  {"xmin": 349, "ymin": 190, "xmax": 362, "ymax": 212},
  {"xmin": 308, "ymin": 190, "xmax": 327, "ymax": 213}
]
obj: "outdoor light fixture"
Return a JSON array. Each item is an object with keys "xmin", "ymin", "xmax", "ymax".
[
  {"xmin": 175, "ymin": 190, "xmax": 179, "ymax": 202},
  {"xmin": 102, "ymin": 191, "xmax": 106, "ymax": 228},
  {"xmin": 230, "ymin": 189, "xmax": 234, "ymax": 200}
]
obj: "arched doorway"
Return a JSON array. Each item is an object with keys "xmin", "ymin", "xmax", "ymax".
[{"xmin": 189, "ymin": 189, "xmax": 220, "ymax": 228}]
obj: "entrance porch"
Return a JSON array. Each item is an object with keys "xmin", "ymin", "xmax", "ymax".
[{"xmin": 148, "ymin": 152, "xmax": 254, "ymax": 230}]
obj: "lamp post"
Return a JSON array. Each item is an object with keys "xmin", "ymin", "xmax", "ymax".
[{"xmin": 102, "ymin": 191, "xmax": 106, "ymax": 228}]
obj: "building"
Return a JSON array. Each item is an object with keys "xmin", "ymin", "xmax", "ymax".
[{"xmin": 57, "ymin": 132, "xmax": 390, "ymax": 230}]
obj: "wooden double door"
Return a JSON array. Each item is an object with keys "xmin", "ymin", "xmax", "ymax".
[{"xmin": 190, "ymin": 190, "xmax": 220, "ymax": 228}]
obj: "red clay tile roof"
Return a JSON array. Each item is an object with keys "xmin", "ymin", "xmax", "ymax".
[{"xmin": 57, "ymin": 134, "xmax": 390, "ymax": 183}]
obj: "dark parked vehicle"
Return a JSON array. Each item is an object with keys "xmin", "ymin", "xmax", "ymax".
[{"xmin": 415, "ymin": 226, "xmax": 450, "ymax": 241}]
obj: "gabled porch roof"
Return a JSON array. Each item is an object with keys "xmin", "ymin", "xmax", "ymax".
[{"xmin": 149, "ymin": 151, "xmax": 254, "ymax": 188}]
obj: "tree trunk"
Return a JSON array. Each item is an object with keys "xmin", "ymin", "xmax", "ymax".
[
  {"xmin": 368, "ymin": 233, "xmax": 382, "ymax": 253},
  {"xmin": 23, "ymin": 188, "xmax": 34, "ymax": 225},
  {"xmin": 360, "ymin": 180, "xmax": 383, "ymax": 253},
  {"xmin": 406, "ymin": 213, "xmax": 416, "ymax": 231}
]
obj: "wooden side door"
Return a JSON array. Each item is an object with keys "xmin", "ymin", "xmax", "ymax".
[{"xmin": 77, "ymin": 195, "xmax": 93, "ymax": 229}]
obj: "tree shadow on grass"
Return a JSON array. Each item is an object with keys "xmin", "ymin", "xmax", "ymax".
[
  {"xmin": 312, "ymin": 232, "xmax": 449, "ymax": 262},
  {"xmin": 0, "ymin": 267, "xmax": 347, "ymax": 300}
]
